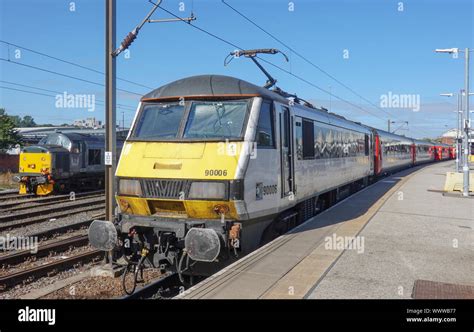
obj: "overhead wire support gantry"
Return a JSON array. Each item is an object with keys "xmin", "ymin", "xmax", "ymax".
[{"xmin": 105, "ymin": 0, "xmax": 197, "ymax": 256}]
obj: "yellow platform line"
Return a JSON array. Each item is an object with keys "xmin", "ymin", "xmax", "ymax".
[{"xmin": 261, "ymin": 166, "xmax": 428, "ymax": 299}]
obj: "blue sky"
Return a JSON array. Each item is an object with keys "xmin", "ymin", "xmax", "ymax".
[{"xmin": 0, "ymin": 0, "xmax": 472, "ymax": 138}]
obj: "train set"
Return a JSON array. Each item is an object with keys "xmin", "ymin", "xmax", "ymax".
[{"xmin": 84, "ymin": 74, "xmax": 455, "ymax": 283}]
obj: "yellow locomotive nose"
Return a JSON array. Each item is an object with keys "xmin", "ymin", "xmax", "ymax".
[
  {"xmin": 18, "ymin": 150, "xmax": 53, "ymax": 195},
  {"xmin": 20, "ymin": 151, "xmax": 51, "ymax": 174}
]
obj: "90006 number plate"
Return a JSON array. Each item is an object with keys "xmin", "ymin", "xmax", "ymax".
[{"xmin": 205, "ymin": 169, "xmax": 228, "ymax": 176}]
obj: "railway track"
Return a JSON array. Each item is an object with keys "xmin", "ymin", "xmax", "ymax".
[
  {"xmin": 0, "ymin": 198, "xmax": 105, "ymax": 231},
  {"xmin": 0, "ymin": 202, "xmax": 105, "ymax": 232},
  {"xmin": 0, "ymin": 193, "xmax": 34, "ymax": 202},
  {"xmin": 29, "ymin": 216, "xmax": 103, "ymax": 241},
  {"xmin": 0, "ymin": 234, "xmax": 90, "ymax": 266},
  {"xmin": 0, "ymin": 249, "xmax": 104, "ymax": 291},
  {"xmin": 1, "ymin": 193, "xmax": 105, "ymax": 214},
  {"xmin": 0, "ymin": 190, "xmax": 17, "ymax": 196},
  {"xmin": 0, "ymin": 190, "xmax": 104, "ymax": 211}
]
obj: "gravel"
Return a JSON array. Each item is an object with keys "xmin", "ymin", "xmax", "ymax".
[
  {"xmin": 42, "ymin": 269, "xmax": 163, "ymax": 299},
  {"xmin": 0, "ymin": 260, "xmax": 100, "ymax": 299},
  {"xmin": 0, "ymin": 244, "xmax": 95, "ymax": 277}
]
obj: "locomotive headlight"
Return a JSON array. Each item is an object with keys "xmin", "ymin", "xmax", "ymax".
[
  {"xmin": 118, "ymin": 179, "xmax": 142, "ymax": 196},
  {"xmin": 188, "ymin": 182, "xmax": 227, "ymax": 200}
]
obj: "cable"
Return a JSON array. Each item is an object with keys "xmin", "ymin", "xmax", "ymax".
[
  {"xmin": 157, "ymin": 5, "xmax": 241, "ymax": 50},
  {"xmin": 221, "ymin": 1, "xmax": 401, "ymax": 120},
  {"xmin": 0, "ymin": 58, "xmax": 143, "ymax": 97},
  {"xmin": 0, "ymin": 85, "xmax": 56, "ymax": 98},
  {"xmin": 0, "ymin": 85, "xmax": 136, "ymax": 112},
  {"xmin": 0, "ymin": 40, "xmax": 154, "ymax": 90},
  {"xmin": 160, "ymin": 4, "xmax": 437, "ymax": 136},
  {"xmin": 220, "ymin": 1, "xmax": 436, "ymax": 137},
  {"xmin": 0, "ymin": 80, "xmax": 136, "ymax": 111},
  {"xmin": 257, "ymin": 57, "xmax": 387, "ymax": 121},
  {"xmin": 157, "ymin": 5, "xmax": 387, "ymax": 122}
]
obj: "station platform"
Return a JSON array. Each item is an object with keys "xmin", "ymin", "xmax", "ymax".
[{"xmin": 178, "ymin": 161, "xmax": 474, "ymax": 299}]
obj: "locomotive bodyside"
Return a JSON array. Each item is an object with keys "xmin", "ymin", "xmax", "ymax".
[
  {"xmin": 88, "ymin": 75, "xmax": 446, "ymax": 282},
  {"xmin": 91, "ymin": 75, "xmax": 376, "ymax": 277}
]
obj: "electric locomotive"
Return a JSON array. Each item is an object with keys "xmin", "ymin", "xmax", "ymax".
[{"xmin": 88, "ymin": 74, "xmax": 444, "ymax": 281}]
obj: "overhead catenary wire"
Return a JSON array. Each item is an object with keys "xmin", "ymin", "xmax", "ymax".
[
  {"xmin": 159, "ymin": 4, "xmax": 437, "ymax": 137},
  {"xmin": 220, "ymin": 0, "xmax": 412, "ymax": 122},
  {"xmin": 0, "ymin": 58, "xmax": 143, "ymax": 97},
  {"xmin": 157, "ymin": 5, "xmax": 388, "ymax": 123},
  {"xmin": 0, "ymin": 40, "xmax": 154, "ymax": 90},
  {"xmin": 220, "ymin": 1, "xmax": 439, "ymax": 138},
  {"xmin": 0, "ymin": 80, "xmax": 136, "ymax": 111},
  {"xmin": 256, "ymin": 57, "xmax": 388, "ymax": 121},
  {"xmin": 0, "ymin": 85, "xmax": 136, "ymax": 112}
]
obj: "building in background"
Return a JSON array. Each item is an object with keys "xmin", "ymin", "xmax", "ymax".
[
  {"xmin": 73, "ymin": 117, "xmax": 103, "ymax": 129},
  {"xmin": 440, "ymin": 128, "xmax": 460, "ymax": 145},
  {"xmin": 441, "ymin": 128, "xmax": 474, "ymax": 154}
]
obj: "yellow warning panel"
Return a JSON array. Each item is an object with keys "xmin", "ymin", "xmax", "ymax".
[{"xmin": 444, "ymin": 172, "xmax": 474, "ymax": 193}]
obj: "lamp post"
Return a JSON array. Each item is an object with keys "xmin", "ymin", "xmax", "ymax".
[
  {"xmin": 436, "ymin": 48, "xmax": 471, "ymax": 196},
  {"xmin": 440, "ymin": 92, "xmax": 462, "ymax": 172},
  {"xmin": 105, "ymin": 0, "xmax": 196, "ymax": 223}
]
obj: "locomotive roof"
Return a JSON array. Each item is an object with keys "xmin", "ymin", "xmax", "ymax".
[
  {"xmin": 141, "ymin": 75, "xmax": 289, "ymax": 103},
  {"xmin": 51, "ymin": 132, "xmax": 105, "ymax": 143}
]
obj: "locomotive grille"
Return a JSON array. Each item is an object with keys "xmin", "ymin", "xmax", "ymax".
[{"xmin": 141, "ymin": 179, "xmax": 192, "ymax": 199}]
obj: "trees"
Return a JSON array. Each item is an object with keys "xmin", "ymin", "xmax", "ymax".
[
  {"xmin": 20, "ymin": 115, "xmax": 36, "ymax": 127},
  {"xmin": 0, "ymin": 108, "xmax": 22, "ymax": 151}
]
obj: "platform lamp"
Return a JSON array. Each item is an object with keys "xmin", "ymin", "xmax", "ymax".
[
  {"xmin": 436, "ymin": 48, "xmax": 472, "ymax": 197},
  {"xmin": 440, "ymin": 92, "xmax": 462, "ymax": 172}
]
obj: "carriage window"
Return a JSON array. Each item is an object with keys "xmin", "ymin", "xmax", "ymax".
[
  {"xmin": 364, "ymin": 134, "xmax": 369, "ymax": 156},
  {"xmin": 295, "ymin": 118, "xmax": 303, "ymax": 160},
  {"xmin": 134, "ymin": 103, "xmax": 184, "ymax": 139},
  {"xmin": 302, "ymin": 119, "xmax": 315, "ymax": 159},
  {"xmin": 88, "ymin": 149, "xmax": 101, "ymax": 165},
  {"xmin": 256, "ymin": 101, "xmax": 275, "ymax": 148}
]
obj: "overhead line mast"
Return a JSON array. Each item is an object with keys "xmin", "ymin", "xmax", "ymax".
[{"xmin": 105, "ymin": 0, "xmax": 196, "ymax": 235}]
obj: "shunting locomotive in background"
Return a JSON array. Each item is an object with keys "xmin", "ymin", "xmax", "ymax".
[{"xmin": 15, "ymin": 132, "xmax": 124, "ymax": 195}]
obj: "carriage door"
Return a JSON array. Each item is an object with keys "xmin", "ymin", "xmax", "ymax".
[
  {"xmin": 279, "ymin": 105, "xmax": 294, "ymax": 197},
  {"xmin": 80, "ymin": 142, "xmax": 87, "ymax": 171}
]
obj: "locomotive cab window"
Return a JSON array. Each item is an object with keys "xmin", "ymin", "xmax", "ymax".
[
  {"xmin": 133, "ymin": 103, "xmax": 185, "ymax": 139},
  {"xmin": 132, "ymin": 99, "xmax": 250, "ymax": 141},
  {"xmin": 88, "ymin": 149, "xmax": 101, "ymax": 165},
  {"xmin": 255, "ymin": 100, "xmax": 275, "ymax": 148},
  {"xmin": 184, "ymin": 101, "xmax": 248, "ymax": 139},
  {"xmin": 71, "ymin": 143, "xmax": 80, "ymax": 154}
]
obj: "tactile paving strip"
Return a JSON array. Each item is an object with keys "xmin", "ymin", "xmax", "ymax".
[{"xmin": 412, "ymin": 280, "xmax": 474, "ymax": 299}]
